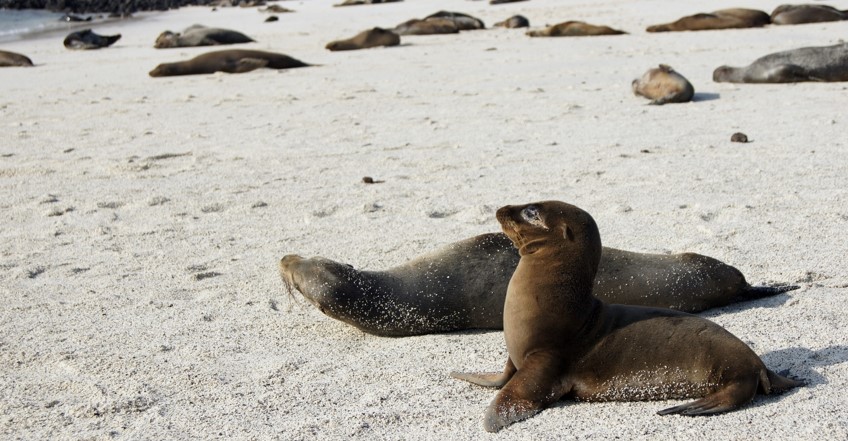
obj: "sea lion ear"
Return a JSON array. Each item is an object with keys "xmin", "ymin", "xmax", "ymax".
[{"xmin": 562, "ymin": 225, "xmax": 575, "ymax": 241}]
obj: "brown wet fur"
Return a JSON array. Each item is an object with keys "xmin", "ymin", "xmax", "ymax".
[
  {"xmin": 149, "ymin": 49, "xmax": 309, "ymax": 77},
  {"xmin": 451, "ymin": 201, "xmax": 803, "ymax": 432},
  {"xmin": 632, "ymin": 64, "xmax": 694, "ymax": 105},
  {"xmin": 0, "ymin": 50, "xmax": 33, "ymax": 67},
  {"xmin": 647, "ymin": 8, "xmax": 770, "ymax": 32},
  {"xmin": 325, "ymin": 27, "xmax": 400, "ymax": 51},
  {"xmin": 526, "ymin": 21, "xmax": 626, "ymax": 37}
]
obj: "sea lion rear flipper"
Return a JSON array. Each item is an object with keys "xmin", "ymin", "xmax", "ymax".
[
  {"xmin": 764, "ymin": 369, "xmax": 805, "ymax": 394},
  {"xmin": 451, "ymin": 358, "xmax": 516, "ymax": 388},
  {"xmin": 657, "ymin": 378, "xmax": 757, "ymax": 416},
  {"xmin": 229, "ymin": 58, "xmax": 269, "ymax": 73},
  {"xmin": 738, "ymin": 283, "xmax": 799, "ymax": 301}
]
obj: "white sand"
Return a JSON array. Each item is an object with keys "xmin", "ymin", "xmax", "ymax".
[{"xmin": 2, "ymin": 0, "xmax": 847, "ymax": 438}]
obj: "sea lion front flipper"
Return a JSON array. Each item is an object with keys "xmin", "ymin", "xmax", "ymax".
[
  {"xmin": 657, "ymin": 376, "xmax": 758, "ymax": 416},
  {"xmin": 229, "ymin": 58, "xmax": 269, "ymax": 73},
  {"xmin": 451, "ymin": 358, "xmax": 516, "ymax": 388},
  {"xmin": 482, "ymin": 353, "xmax": 569, "ymax": 432}
]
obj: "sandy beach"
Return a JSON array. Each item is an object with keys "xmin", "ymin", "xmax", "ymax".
[{"xmin": 1, "ymin": 0, "xmax": 847, "ymax": 438}]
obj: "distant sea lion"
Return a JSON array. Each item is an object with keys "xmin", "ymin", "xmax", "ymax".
[
  {"xmin": 713, "ymin": 43, "xmax": 848, "ymax": 83},
  {"xmin": 494, "ymin": 15, "xmax": 530, "ymax": 28},
  {"xmin": 279, "ymin": 232, "xmax": 797, "ymax": 337},
  {"xmin": 265, "ymin": 16, "xmax": 279, "ymax": 22},
  {"xmin": 647, "ymin": 8, "xmax": 770, "ymax": 32},
  {"xmin": 526, "ymin": 21, "xmax": 626, "ymax": 37},
  {"xmin": 326, "ymin": 27, "xmax": 400, "ymax": 51},
  {"xmin": 632, "ymin": 64, "xmax": 694, "ymax": 105},
  {"xmin": 260, "ymin": 4, "xmax": 293, "ymax": 13},
  {"xmin": 149, "ymin": 49, "xmax": 309, "ymax": 77},
  {"xmin": 334, "ymin": 0, "xmax": 401, "ymax": 6},
  {"xmin": 424, "ymin": 11, "xmax": 485, "ymax": 30},
  {"xmin": 154, "ymin": 25, "xmax": 254, "ymax": 48},
  {"xmin": 0, "ymin": 50, "xmax": 33, "ymax": 67},
  {"xmin": 490, "ymin": 0, "xmax": 527, "ymax": 4},
  {"xmin": 394, "ymin": 18, "xmax": 460, "ymax": 35},
  {"xmin": 63, "ymin": 29, "xmax": 121, "ymax": 50},
  {"xmin": 770, "ymin": 4, "xmax": 847, "ymax": 25},
  {"xmin": 451, "ymin": 201, "xmax": 803, "ymax": 432},
  {"xmin": 59, "ymin": 14, "xmax": 91, "ymax": 22}
]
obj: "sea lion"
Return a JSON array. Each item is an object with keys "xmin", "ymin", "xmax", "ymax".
[
  {"xmin": 149, "ymin": 49, "xmax": 309, "ymax": 77},
  {"xmin": 279, "ymin": 233, "xmax": 797, "ymax": 337},
  {"xmin": 646, "ymin": 8, "xmax": 770, "ymax": 32},
  {"xmin": 154, "ymin": 25, "xmax": 254, "ymax": 48},
  {"xmin": 713, "ymin": 42, "xmax": 848, "ymax": 83},
  {"xmin": 451, "ymin": 201, "xmax": 803, "ymax": 432},
  {"xmin": 334, "ymin": 0, "xmax": 401, "ymax": 6},
  {"xmin": 394, "ymin": 18, "xmax": 460, "ymax": 36},
  {"xmin": 494, "ymin": 15, "xmax": 530, "ymax": 28},
  {"xmin": 63, "ymin": 29, "xmax": 121, "ymax": 50},
  {"xmin": 424, "ymin": 11, "xmax": 485, "ymax": 30},
  {"xmin": 770, "ymin": 4, "xmax": 848, "ymax": 25},
  {"xmin": 490, "ymin": 0, "xmax": 527, "ymax": 4},
  {"xmin": 325, "ymin": 28, "xmax": 400, "ymax": 51},
  {"xmin": 632, "ymin": 64, "xmax": 694, "ymax": 105},
  {"xmin": 59, "ymin": 14, "xmax": 91, "ymax": 22},
  {"xmin": 526, "ymin": 21, "xmax": 626, "ymax": 37},
  {"xmin": 0, "ymin": 50, "xmax": 33, "ymax": 67},
  {"xmin": 260, "ymin": 4, "xmax": 293, "ymax": 13}
]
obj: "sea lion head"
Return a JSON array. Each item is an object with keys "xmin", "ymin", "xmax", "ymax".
[
  {"xmin": 712, "ymin": 65, "xmax": 736, "ymax": 82},
  {"xmin": 495, "ymin": 201, "xmax": 601, "ymax": 270},
  {"xmin": 148, "ymin": 62, "xmax": 179, "ymax": 77},
  {"xmin": 154, "ymin": 31, "xmax": 179, "ymax": 48}
]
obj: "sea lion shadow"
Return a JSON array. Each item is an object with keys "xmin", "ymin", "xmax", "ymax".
[
  {"xmin": 691, "ymin": 92, "xmax": 720, "ymax": 102},
  {"xmin": 760, "ymin": 345, "xmax": 848, "ymax": 388}
]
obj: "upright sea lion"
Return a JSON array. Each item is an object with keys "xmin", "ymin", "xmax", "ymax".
[
  {"xmin": 325, "ymin": 28, "xmax": 400, "ymax": 51},
  {"xmin": 279, "ymin": 233, "xmax": 797, "ymax": 337},
  {"xmin": 63, "ymin": 29, "xmax": 121, "ymax": 50},
  {"xmin": 526, "ymin": 21, "xmax": 626, "ymax": 37},
  {"xmin": 0, "ymin": 50, "xmax": 33, "ymax": 67},
  {"xmin": 494, "ymin": 15, "xmax": 530, "ymax": 28},
  {"xmin": 632, "ymin": 64, "xmax": 694, "ymax": 105},
  {"xmin": 394, "ymin": 18, "xmax": 460, "ymax": 36},
  {"xmin": 149, "ymin": 49, "xmax": 309, "ymax": 77},
  {"xmin": 713, "ymin": 43, "xmax": 848, "ymax": 83},
  {"xmin": 451, "ymin": 201, "xmax": 803, "ymax": 432},
  {"xmin": 770, "ymin": 4, "xmax": 847, "ymax": 25},
  {"xmin": 424, "ymin": 11, "xmax": 485, "ymax": 30},
  {"xmin": 154, "ymin": 25, "xmax": 254, "ymax": 48},
  {"xmin": 646, "ymin": 8, "xmax": 770, "ymax": 32}
]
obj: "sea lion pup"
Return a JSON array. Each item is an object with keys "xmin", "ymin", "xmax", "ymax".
[
  {"xmin": 451, "ymin": 201, "xmax": 803, "ymax": 432},
  {"xmin": 325, "ymin": 28, "xmax": 400, "ymax": 51},
  {"xmin": 63, "ymin": 29, "xmax": 121, "ymax": 50},
  {"xmin": 494, "ymin": 15, "xmax": 530, "ymax": 28},
  {"xmin": 154, "ymin": 25, "xmax": 254, "ymax": 48},
  {"xmin": 279, "ymin": 233, "xmax": 797, "ymax": 337},
  {"xmin": 334, "ymin": 0, "xmax": 401, "ymax": 6},
  {"xmin": 149, "ymin": 49, "xmax": 309, "ymax": 77},
  {"xmin": 632, "ymin": 64, "xmax": 694, "ymax": 105},
  {"xmin": 713, "ymin": 42, "xmax": 848, "ymax": 83},
  {"xmin": 526, "ymin": 21, "xmax": 626, "ymax": 37},
  {"xmin": 424, "ymin": 11, "xmax": 485, "ymax": 30},
  {"xmin": 394, "ymin": 18, "xmax": 460, "ymax": 36},
  {"xmin": 0, "ymin": 50, "xmax": 33, "ymax": 67},
  {"xmin": 647, "ymin": 8, "xmax": 770, "ymax": 32},
  {"xmin": 770, "ymin": 4, "xmax": 848, "ymax": 25}
]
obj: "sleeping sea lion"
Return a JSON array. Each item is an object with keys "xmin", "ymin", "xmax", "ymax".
[
  {"xmin": 424, "ymin": 11, "xmax": 485, "ymax": 30},
  {"xmin": 647, "ymin": 8, "xmax": 770, "ymax": 32},
  {"xmin": 279, "ymin": 232, "xmax": 797, "ymax": 337},
  {"xmin": 526, "ymin": 21, "xmax": 626, "ymax": 37},
  {"xmin": 63, "ymin": 29, "xmax": 121, "ymax": 50},
  {"xmin": 394, "ymin": 18, "xmax": 460, "ymax": 35},
  {"xmin": 494, "ymin": 15, "xmax": 530, "ymax": 28},
  {"xmin": 325, "ymin": 28, "xmax": 400, "ymax": 51},
  {"xmin": 713, "ymin": 42, "xmax": 848, "ymax": 83},
  {"xmin": 154, "ymin": 25, "xmax": 254, "ymax": 48},
  {"xmin": 632, "ymin": 64, "xmax": 695, "ymax": 105},
  {"xmin": 451, "ymin": 201, "xmax": 803, "ymax": 432},
  {"xmin": 770, "ymin": 4, "xmax": 848, "ymax": 25},
  {"xmin": 149, "ymin": 49, "xmax": 309, "ymax": 77},
  {"xmin": 0, "ymin": 50, "xmax": 33, "ymax": 67},
  {"xmin": 334, "ymin": 0, "xmax": 401, "ymax": 6}
]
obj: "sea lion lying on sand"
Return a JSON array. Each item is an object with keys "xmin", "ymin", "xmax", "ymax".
[
  {"xmin": 334, "ymin": 0, "xmax": 400, "ymax": 6},
  {"xmin": 63, "ymin": 29, "xmax": 121, "ymax": 50},
  {"xmin": 632, "ymin": 64, "xmax": 694, "ymax": 105},
  {"xmin": 394, "ymin": 18, "xmax": 459, "ymax": 35},
  {"xmin": 424, "ymin": 11, "xmax": 485, "ymax": 30},
  {"xmin": 0, "ymin": 50, "xmax": 33, "ymax": 67},
  {"xmin": 526, "ymin": 21, "xmax": 626, "ymax": 37},
  {"xmin": 770, "ymin": 4, "xmax": 848, "ymax": 25},
  {"xmin": 713, "ymin": 43, "xmax": 848, "ymax": 83},
  {"xmin": 154, "ymin": 25, "xmax": 254, "ymax": 48},
  {"xmin": 647, "ymin": 8, "xmax": 770, "ymax": 32},
  {"xmin": 149, "ymin": 49, "xmax": 309, "ymax": 77},
  {"xmin": 279, "ymin": 232, "xmax": 797, "ymax": 337},
  {"xmin": 494, "ymin": 15, "xmax": 529, "ymax": 28},
  {"xmin": 326, "ymin": 28, "xmax": 400, "ymax": 51},
  {"xmin": 451, "ymin": 201, "xmax": 803, "ymax": 432}
]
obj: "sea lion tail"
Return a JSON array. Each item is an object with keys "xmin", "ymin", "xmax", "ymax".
[
  {"xmin": 739, "ymin": 283, "xmax": 799, "ymax": 300},
  {"xmin": 765, "ymin": 369, "xmax": 805, "ymax": 394}
]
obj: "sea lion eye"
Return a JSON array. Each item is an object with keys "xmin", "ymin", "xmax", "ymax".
[{"xmin": 521, "ymin": 206, "xmax": 546, "ymax": 228}]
